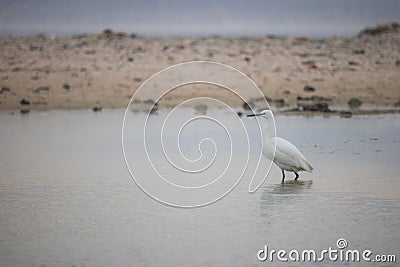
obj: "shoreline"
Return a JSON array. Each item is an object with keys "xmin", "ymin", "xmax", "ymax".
[{"xmin": 3, "ymin": 106, "xmax": 400, "ymax": 118}]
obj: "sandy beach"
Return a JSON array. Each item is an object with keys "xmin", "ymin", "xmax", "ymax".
[{"xmin": 1, "ymin": 24, "xmax": 400, "ymax": 114}]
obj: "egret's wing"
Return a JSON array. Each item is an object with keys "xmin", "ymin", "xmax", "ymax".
[{"xmin": 272, "ymin": 137, "xmax": 314, "ymax": 172}]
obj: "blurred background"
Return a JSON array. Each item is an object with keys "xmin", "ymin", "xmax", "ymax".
[{"xmin": 1, "ymin": 0, "xmax": 400, "ymax": 37}]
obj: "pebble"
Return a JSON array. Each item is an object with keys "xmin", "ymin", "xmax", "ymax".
[
  {"xmin": 339, "ymin": 111, "xmax": 353, "ymax": 118},
  {"xmin": 0, "ymin": 87, "xmax": 11, "ymax": 94},
  {"xmin": 33, "ymin": 86, "xmax": 49, "ymax": 93},
  {"xmin": 92, "ymin": 106, "xmax": 102, "ymax": 112},
  {"xmin": 20, "ymin": 98, "xmax": 30, "ymax": 105},
  {"xmin": 298, "ymin": 102, "xmax": 331, "ymax": 112},
  {"xmin": 352, "ymin": 50, "xmax": 365, "ymax": 55},
  {"xmin": 303, "ymin": 85, "xmax": 315, "ymax": 92},
  {"xmin": 297, "ymin": 95, "xmax": 332, "ymax": 102}
]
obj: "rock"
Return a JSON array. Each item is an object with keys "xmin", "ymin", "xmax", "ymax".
[
  {"xmin": 244, "ymin": 56, "xmax": 251, "ymax": 62},
  {"xmin": 0, "ymin": 87, "xmax": 11, "ymax": 94},
  {"xmin": 339, "ymin": 111, "xmax": 353, "ymax": 118},
  {"xmin": 303, "ymin": 85, "xmax": 315, "ymax": 92},
  {"xmin": 358, "ymin": 22, "xmax": 400, "ymax": 36},
  {"xmin": 20, "ymin": 109, "xmax": 30, "ymax": 114},
  {"xmin": 63, "ymin": 84, "xmax": 70, "ymax": 90},
  {"xmin": 297, "ymin": 96, "xmax": 311, "ymax": 101},
  {"xmin": 348, "ymin": 61, "xmax": 359, "ymax": 66},
  {"xmin": 237, "ymin": 111, "xmax": 243, "ymax": 117},
  {"xmin": 298, "ymin": 102, "xmax": 331, "ymax": 112},
  {"xmin": 127, "ymin": 57, "xmax": 134, "ymax": 62},
  {"xmin": 33, "ymin": 86, "xmax": 49, "ymax": 93},
  {"xmin": 99, "ymin": 29, "xmax": 128, "ymax": 39},
  {"xmin": 296, "ymin": 95, "xmax": 331, "ymax": 102},
  {"xmin": 310, "ymin": 95, "xmax": 332, "ymax": 102},
  {"xmin": 20, "ymin": 99, "xmax": 30, "ymax": 105},
  {"xmin": 92, "ymin": 106, "xmax": 102, "ymax": 112},
  {"xmin": 348, "ymin": 98, "xmax": 362, "ymax": 108},
  {"xmin": 103, "ymin": 29, "xmax": 113, "ymax": 35},
  {"xmin": 352, "ymin": 50, "xmax": 365, "ymax": 55}
]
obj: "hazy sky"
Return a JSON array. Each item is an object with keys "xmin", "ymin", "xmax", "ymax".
[{"xmin": 0, "ymin": 0, "xmax": 399, "ymax": 36}]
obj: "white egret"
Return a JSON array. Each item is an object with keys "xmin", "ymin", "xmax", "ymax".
[{"xmin": 247, "ymin": 110, "xmax": 314, "ymax": 183}]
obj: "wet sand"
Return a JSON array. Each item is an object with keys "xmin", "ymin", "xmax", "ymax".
[{"xmin": 1, "ymin": 25, "xmax": 400, "ymax": 114}]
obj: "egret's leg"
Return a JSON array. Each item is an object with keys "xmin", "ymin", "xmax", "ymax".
[
  {"xmin": 281, "ymin": 169, "xmax": 285, "ymax": 183},
  {"xmin": 294, "ymin": 172, "xmax": 299, "ymax": 180}
]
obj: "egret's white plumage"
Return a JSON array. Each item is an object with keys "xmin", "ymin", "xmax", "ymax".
[{"xmin": 247, "ymin": 110, "xmax": 314, "ymax": 183}]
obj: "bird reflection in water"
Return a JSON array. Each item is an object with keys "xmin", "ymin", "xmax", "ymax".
[{"xmin": 259, "ymin": 180, "xmax": 314, "ymax": 216}]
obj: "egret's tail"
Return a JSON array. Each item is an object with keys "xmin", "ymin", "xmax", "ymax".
[{"xmin": 301, "ymin": 159, "xmax": 314, "ymax": 173}]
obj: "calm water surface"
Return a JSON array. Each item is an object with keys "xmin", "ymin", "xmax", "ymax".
[{"xmin": 0, "ymin": 110, "xmax": 399, "ymax": 266}]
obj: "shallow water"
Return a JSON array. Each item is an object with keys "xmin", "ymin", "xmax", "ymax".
[{"xmin": 0, "ymin": 110, "xmax": 399, "ymax": 266}]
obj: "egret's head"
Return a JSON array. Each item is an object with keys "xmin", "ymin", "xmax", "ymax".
[{"xmin": 246, "ymin": 109, "xmax": 273, "ymax": 119}]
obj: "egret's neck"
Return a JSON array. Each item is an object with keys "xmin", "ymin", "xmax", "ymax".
[{"xmin": 262, "ymin": 122, "xmax": 274, "ymax": 141}]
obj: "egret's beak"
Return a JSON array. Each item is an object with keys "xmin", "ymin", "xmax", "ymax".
[{"xmin": 247, "ymin": 113, "xmax": 262, "ymax": 117}]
